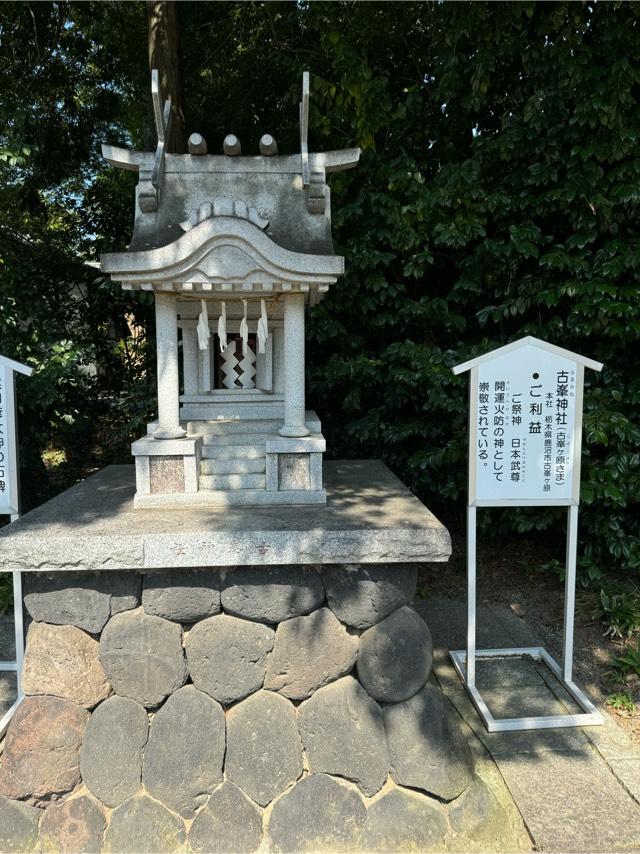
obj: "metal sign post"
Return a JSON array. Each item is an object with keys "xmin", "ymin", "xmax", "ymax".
[
  {"xmin": 0, "ymin": 354, "xmax": 33, "ymax": 738},
  {"xmin": 450, "ymin": 336, "xmax": 604, "ymax": 732}
]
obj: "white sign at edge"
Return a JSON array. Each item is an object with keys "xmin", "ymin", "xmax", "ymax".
[{"xmin": 0, "ymin": 355, "xmax": 34, "ymax": 517}]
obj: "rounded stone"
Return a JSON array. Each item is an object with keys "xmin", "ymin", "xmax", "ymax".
[
  {"xmin": 323, "ymin": 564, "xmax": 417, "ymax": 629},
  {"xmin": 267, "ymin": 773, "xmax": 366, "ymax": 853},
  {"xmin": 103, "ymin": 794, "xmax": 186, "ymax": 853},
  {"xmin": 362, "ymin": 787, "xmax": 448, "ymax": 852},
  {"xmin": 225, "ymin": 690, "xmax": 303, "ymax": 807},
  {"xmin": 357, "ymin": 605, "xmax": 432, "ymax": 702},
  {"xmin": 0, "ymin": 795, "xmax": 41, "ymax": 853},
  {"xmin": 384, "ymin": 684, "xmax": 474, "ymax": 801},
  {"xmin": 0, "ymin": 695, "xmax": 89, "ymax": 806},
  {"xmin": 142, "ymin": 685, "xmax": 225, "ymax": 818},
  {"xmin": 22, "ymin": 622, "xmax": 111, "ymax": 709},
  {"xmin": 221, "ymin": 565, "xmax": 325, "ymax": 623},
  {"xmin": 99, "ymin": 607, "xmax": 188, "ymax": 707},
  {"xmin": 264, "ymin": 607, "xmax": 358, "ymax": 700},
  {"xmin": 24, "ymin": 573, "xmax": 111, "ymax": 633},
  {"xmin": 188, "ymin": 782, "xmax": 263, "ymax": 854},
  {"xmin": 39, "ymin": 795, "xmax": 106, "ymax": 853},
  {"xmin": 297, "ymin": 676, "xmax": 389, "ymax": 796},
  {"xmin": 109, "ymin": 572, "xmax": 142, "ymax": 615},
  {"xmin": 185, "ymin": 614, "xmax": 274, "ymax": 704},
  {"xmin": 23, "ymin": 572, "xmax": 140, "ymax": 633},
  {"xmin": 80, "ymin": 696, "xmax": 149, "ymax": 807},
  {"xmin": 142, "ymin": 569, "xmax": 221, "ymax": 622}
]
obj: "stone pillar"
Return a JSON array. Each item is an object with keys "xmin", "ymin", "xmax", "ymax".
[
  {"xmin": 279, "ymin": 292, "xmax": 310, "ymax": 438},
  {"xmin": 273, "ymin": 326, "xmax": 285, "ymax": 394},
  {"xmin": 155, "ymin": 292, "xmax": 186, "ymax": 439},
  {"xmin": 198, "ymin": 339, "xmax": 212, "ymax": 393},
  {"xmin": 181, "ymin": 325, "xmax": 199, "ymax": 396}
]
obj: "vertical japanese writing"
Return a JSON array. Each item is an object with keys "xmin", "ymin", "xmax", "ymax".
[
  {"xmin": 529, "ymin": 377, "xmax": 542, "ymax": 436},
  {"xmin": 478, "ymin": 381, "xmax": 489, "ymax": 465},
  {"xmin": 510, "ymin": 392, "xmax": 525, "ymax": 484},
  {"xmin": 493, "ymin": 380, "xmax": 505, "ymax": 481},
  {"xmin": 511, "ymin": 392, "xmax": 522, "ymax": 427},
  {"xmin": 511, "ymin": 437, "xmax": 521, "ymax": 482},
  {"xmin": 543, "ymin": 415, "xmax": 553, "ymax": 492},
  {"xmin": 555, "ymin": 369, "xmax": 571, "ymax": 487},
  {"xmin": 475, "ymin": 347, "xmax": 577, "ymax": 502}
]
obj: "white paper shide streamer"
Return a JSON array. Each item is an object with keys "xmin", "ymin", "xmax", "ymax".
[
  {"xmin": 257, "ymin": 299, "xmax": 269, "ymax": 355},
  {"xmin": 240, "ymin": 299, "xmax": 249, "ymax": 356},
  {"xmin": 217, "ymin": 301, "xmax": 227, "ymax": 353},
  {"xmin": 196, "ymin": 299, "xmax": 210, "ymax": 350}
]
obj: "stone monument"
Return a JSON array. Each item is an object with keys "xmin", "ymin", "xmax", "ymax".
[
  {"xmin": 0, "ymin": 71, "xmax": 527, "ymax": 853},
  {"xmin": 101, "ymin": 70, "xmax": 359, "ymax": 508}
]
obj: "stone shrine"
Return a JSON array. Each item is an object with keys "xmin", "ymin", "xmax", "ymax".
[
  {"xmin": 0, "ymin": 71, "xmax": 527, "ymax": 854},
  {"xmin": 101, "ymin": 70, "xmax": 359, "ymax": 508}
]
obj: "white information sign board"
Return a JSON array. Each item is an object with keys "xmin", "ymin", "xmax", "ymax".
[
  {"xmin": 0, "ymin": 361, "xmax": 12, "ymax": 514},
  {"xmin": 0, "ymin": 362, "xmax": 18, "ymax": 516},
  {"xmin": 472, "ymin": 346, "xmax": 579, "ymax": 505},
  {"xmin": 0, "ymin": 354, "xmax": 33, "ymax": 738},
  {"xmin": 0, "ymin": 356, "xmax": 33, "ymax": 516},
  {"xmin": 450, "ymin": 337, "xmax": 604, "ymax": 732},
  {"xmin": 0, "ymin": 357, "xmax": 33, "ymax": 516}
]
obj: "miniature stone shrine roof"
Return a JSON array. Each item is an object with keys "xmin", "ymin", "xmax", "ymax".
[
  {"xmin": 102, "ymin": 146, "xmax": 360, "ymax": 257},
  {"xmin": 100, "ymin": 213, "xmax": 344, "ymax": 298},
  {"xmin": 100, "ymin": 71, "xmax": 360, "ymax": 273}
]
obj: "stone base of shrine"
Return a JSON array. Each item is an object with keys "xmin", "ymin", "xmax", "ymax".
[
  {"xmin": 0, "ymin": 566, "xmax": 523, "ymax": 853},
  {"xmin": 133, "ymin": 489, "xmax": 328, "ymax": 509},
  {"xmin": 0, "ymin": 462, "xmax": 528, "ymax": 852},
  {"xmin": 131, "ymin": 412, "xmax": 328, "ymax": 509},
  {"xmin": 0, "ymin": 460, "xmax": 452, "ymax": 570}
]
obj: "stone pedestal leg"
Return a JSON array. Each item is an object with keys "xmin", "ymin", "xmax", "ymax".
[
  {"xmin": 155, "ymin": 292, "xmax": 186, "ymax": 439},
  {"xmin": 279, "ymin": 292, "xmax": 310, "ymax": 438}
]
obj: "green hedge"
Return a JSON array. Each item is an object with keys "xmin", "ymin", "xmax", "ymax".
[{"xmin": 1, "ymin": 2, "xmax": 638, "ymax": 580}]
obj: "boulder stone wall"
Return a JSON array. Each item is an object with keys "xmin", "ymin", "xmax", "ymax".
[{"xmin": 0, "ymin": 565, "xmax": 505, "ymax": 853}]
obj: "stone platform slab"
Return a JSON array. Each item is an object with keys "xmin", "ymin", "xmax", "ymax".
[{"xmin": 0, "ymin": 461, "xmax": 451, "ymax": 571}]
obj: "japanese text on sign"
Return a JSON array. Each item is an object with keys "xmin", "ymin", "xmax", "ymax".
[
  {"xmin": 0, "ymin": 363, "xmax": 17, "ymax": 514},
  {"xmin": 474, "ymin": 346, "xmax": 577, "ymax": 502},
  {"xmin": 0, "ymin": 364, "xmax": 10, "ymax": 513}
]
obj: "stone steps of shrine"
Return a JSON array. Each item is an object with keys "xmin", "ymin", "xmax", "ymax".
[
  {"xmin": 200, "ymin": 458, "xmax": 266, "ymax": 475},
  {"xmin": 181, "ymin": 401, "xmax": 286, "ymax": 421},
  {"xmin": 198, "ymin": 472, "xmax": 267, "ymax": 491},
  {"xmin": 188, "ymin": 412, "xmax": 322, "ymax": 437},
  {"xmin": 188, "ymin": 418, "xmax": 283, "ymax": 436},
  {"xmin": 201, "ymin": 433, "xmax": 271, "ymax": 448},
  {"xmin": 201, "ymin": 442, "xmax": 266, "ymax": 459}
]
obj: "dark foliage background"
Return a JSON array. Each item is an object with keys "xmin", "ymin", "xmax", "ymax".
[{"xmin": 1, "ymin": 1, "xmax": 638, "ymax": 585}]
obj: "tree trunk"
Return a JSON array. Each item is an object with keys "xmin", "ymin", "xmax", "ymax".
[{"xmin": 147, "ymin": 0, "xmax": 186, "ymax": 153}]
